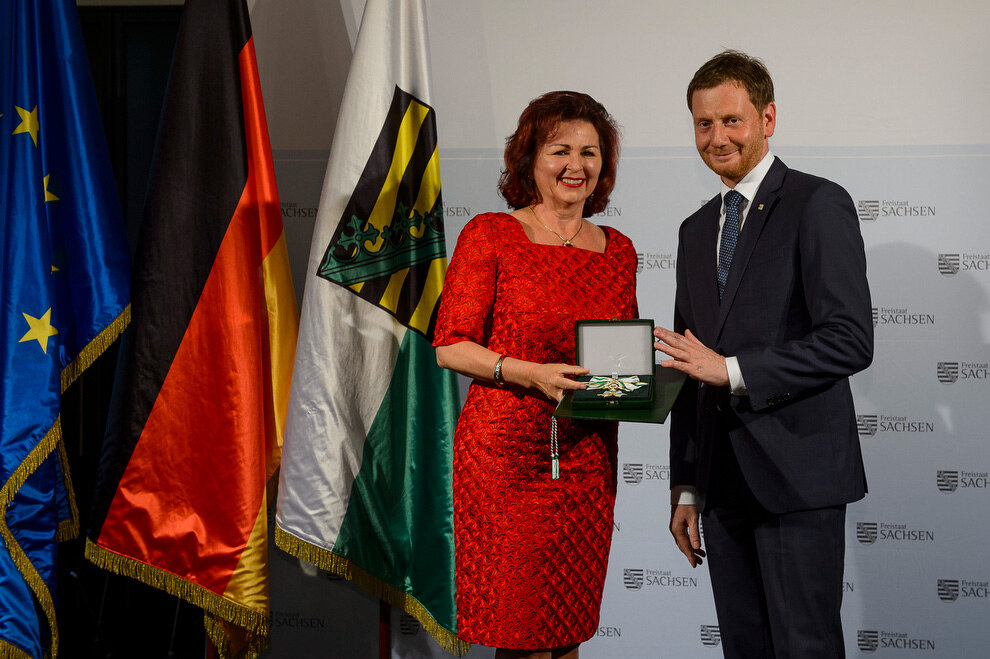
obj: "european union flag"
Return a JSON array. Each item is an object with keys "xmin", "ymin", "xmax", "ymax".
[{"xmin": 1, "ymin": 1, "xmax": 130, "ymax": 657}]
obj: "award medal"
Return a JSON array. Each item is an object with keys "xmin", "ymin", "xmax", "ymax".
[{"xmin": 586, "ymin": 374, "xmax": 647, "ymax": 398}]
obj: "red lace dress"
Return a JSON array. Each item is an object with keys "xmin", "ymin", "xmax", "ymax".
[{"xmin": 433, "ymin": 212, "xmax": 638, "ymax": 649}]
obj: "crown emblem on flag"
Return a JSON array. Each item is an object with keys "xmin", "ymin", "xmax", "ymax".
[{"xmin": 318, "ymin": 86, "xmax": 447, "ymax": 338}]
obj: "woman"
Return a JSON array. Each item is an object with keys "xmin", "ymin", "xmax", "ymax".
[{"xmin": 433, "ymin": 91, "xmax": 638, "ymax": 659}]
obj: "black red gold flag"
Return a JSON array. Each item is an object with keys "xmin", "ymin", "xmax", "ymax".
[{"xmin": 85, "ymin": 0, "xmax": 298, "ymax": 656}]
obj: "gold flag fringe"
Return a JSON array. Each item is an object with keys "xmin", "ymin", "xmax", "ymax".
[
  {"xmin": 274, "ymin": 527, "xmax": 470, "ymax": 656},
  {"xmin": 61, "ymin": 304, "xmax": 130, "ymax": 393},
  {"xmin": 84, "ymin": 540, "xmax": 270, "ymax": 639},
  {"xmin": 204, "ymin": 613, "xmax": 269, "ymax": 659},
  {"xmin": 0, "ymin": 422, "xmax": 64, "ymax": 658},
  {"xmin": 54, "ymin": 440, "xmax": 79, "ymax": 543},
  {"xmin": 0, "ymin": 639, "xmax": 35, "ymax": 659}
]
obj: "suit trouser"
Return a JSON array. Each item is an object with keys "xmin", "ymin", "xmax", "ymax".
[{"xmin": 702, "ymin": 431, "xmax": 847, "ymax": 659}]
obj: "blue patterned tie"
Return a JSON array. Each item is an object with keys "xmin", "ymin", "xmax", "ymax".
[{"xmin": 717, "ymin": 189, "xmax": 744, "ymax": 300}]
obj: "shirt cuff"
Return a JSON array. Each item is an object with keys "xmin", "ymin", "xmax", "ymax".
[
  {"xmin": 671, "ymin": 485, "xmax": 698, "ymax": 507},
  {"xmin": 726, "ymin": 355, "xmax": 748, "ymax": 396}
]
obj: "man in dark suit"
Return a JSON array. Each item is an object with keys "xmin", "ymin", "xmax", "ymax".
[{"xmin": 654, "ymin": 50, "xmax": 873, "ymax": 658}]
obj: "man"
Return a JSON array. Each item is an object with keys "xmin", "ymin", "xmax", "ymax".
[{"xmin": 654, "ymin": 50, "xmax": 873, "ymax": 658}]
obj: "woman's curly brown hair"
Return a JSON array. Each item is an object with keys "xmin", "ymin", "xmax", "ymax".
[{"xmin": 498, "ymin": 91, "xmax": 620, "ymax": 218}]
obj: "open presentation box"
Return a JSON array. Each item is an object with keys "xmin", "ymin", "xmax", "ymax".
[{"xmin": 555, "ymin": 319, "xmax": 685, "ymax": 423}]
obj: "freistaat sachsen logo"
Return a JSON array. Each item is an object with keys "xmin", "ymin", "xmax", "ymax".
[
  {"xmin": 857, "ymin": 628, "xmax": 936, "ymax": 651},
  {"xmin": 857, "ymin": 415, "xmax": 878, "ymax": 437},
  {"xmin": 623, "ymin": 568, "xmax": 644, "ymax": 591},
  {"xmin": 857, "ymin": 200, "xmax": 880, "ymax": 222},
  {"xmin": 938, "ymin": 253, "xmax": 960, "ymax": 276},
  {"xmin": 856, "ymin": 521, "xmax": 934, "ymax": 544},
  {"xmin": 622, "ymin": 463, "xmax": 644, "ymax": 485},
  {"xmin": 856, "ymin": 522, "xmax": 878, "ymax": 545},
  {"xmin": 858, "ymin": 199, "xmax": 935, "ymax": 221},
  {"xmin": 937, "ymin": 362, "xmax": 959, "ymax": 384},
  {"xmin": 936, "ymin": 470, "xmax": 959, "ymax": 493},
  {"xmin": 938, "ymin": 579, "xmax": 960, "ymax": 602},
  {"xmin": 858, "ymin": 630, "xmax": 879, "ymax": 653},
  {"xmin": 700, "ymin": 625, "xmax": 721, "ymax": 648}
]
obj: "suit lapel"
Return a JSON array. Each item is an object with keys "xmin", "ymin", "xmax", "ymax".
[
  {"xmin": 715, "ymin": 158, "xmax": 788, "ymax": 340},
  {"xmin": 687, "ymin": 196, "xmax": 722, "ymax": 346}
]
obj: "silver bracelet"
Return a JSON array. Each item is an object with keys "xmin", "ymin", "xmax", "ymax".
[{"xmin": 493, "ymin": 355, "xmax": 507, "ymax": 386}]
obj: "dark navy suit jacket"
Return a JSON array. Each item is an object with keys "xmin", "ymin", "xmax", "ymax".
[{"xmin": 670, "ymin": 157, "xmax": 873, "ymax": 514}]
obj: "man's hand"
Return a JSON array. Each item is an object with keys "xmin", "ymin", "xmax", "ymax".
[
  {"xmin": 654, "ymin": 327, "xmax": 730, "ymax": 387},
  {"xmin": 670, "ymin": 504, "xmax": 705, "ymax": 567}
]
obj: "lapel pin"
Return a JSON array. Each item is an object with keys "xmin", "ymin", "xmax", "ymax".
[{"xmin": 758, "ymin": 204, "xmax": 765, "ymax": 211}]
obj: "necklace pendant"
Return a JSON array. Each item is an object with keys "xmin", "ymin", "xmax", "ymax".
[{"xmin": 527, "ymin": 206, "xmax": 583, "ymax": 248}]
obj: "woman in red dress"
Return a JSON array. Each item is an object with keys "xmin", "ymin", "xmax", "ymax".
[{"xmin": 433, "ymin": 91, "xmax": 638, "ymax": 659}]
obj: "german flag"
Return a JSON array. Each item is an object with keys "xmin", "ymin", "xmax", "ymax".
[{"xmin": 85, "ymin": 0, "xmax": 297, "ymax": 656}]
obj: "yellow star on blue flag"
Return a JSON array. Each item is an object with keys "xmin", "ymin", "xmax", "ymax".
[
  {"xmin": 12, "ymin": 105, "xmax": 40, "ymax": 146},
  {"xmin": 1, "ymin": 1, "xmax": 130, "ymax": 657},
  {"xmin": 19, "ymin": 308, "xmax": 59, "ymax": 354}
]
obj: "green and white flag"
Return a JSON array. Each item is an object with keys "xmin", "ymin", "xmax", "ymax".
[{"xmin": 274, "ymin": 0, "xmax": 463, "ymax": 653}]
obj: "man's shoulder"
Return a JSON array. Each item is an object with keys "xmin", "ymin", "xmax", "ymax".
[
  {"xmin": 777, "ymin": 163, "xmax": 848, "ymax": 198},
  {"xmin": 773, "ymin": 164, "xmax": 858, "ymax": 228}
]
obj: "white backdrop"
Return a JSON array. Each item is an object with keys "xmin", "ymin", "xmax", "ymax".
[{"xmin": 248, "ymin": 1, "xmax": 990, "ymax": 656}]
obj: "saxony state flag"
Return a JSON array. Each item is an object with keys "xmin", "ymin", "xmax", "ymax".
[{"xmin": 274, "ymin": 0, "xmax": 463, "ymax": 653}]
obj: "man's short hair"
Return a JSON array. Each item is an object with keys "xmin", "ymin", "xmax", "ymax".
[{"xmin": 687, "ymin": 50, "xmax": 774, "ymax": 112}]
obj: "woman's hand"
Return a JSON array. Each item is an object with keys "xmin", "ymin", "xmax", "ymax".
[
  {"xmin": 436, "ymin": 342, "xmax": 589, "ymax": 402},
  {"xmin": 527, "ymin": 363, "xmax": 590, "ymax": 402}
]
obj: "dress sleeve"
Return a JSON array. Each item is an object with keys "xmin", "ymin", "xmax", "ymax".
[{"xmin": 433, "ymin": 214, "xmax": 498, "ymax": 348}]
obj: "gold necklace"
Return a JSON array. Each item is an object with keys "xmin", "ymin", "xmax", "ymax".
[{"xmin": 528, "ymin": 206, "xmax": 584, "ymax": 247}]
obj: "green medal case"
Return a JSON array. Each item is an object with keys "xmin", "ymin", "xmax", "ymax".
[
  {"xmin": 570, "ymin": 319, "xmax": 655, "ymax": 410},
  {"xmin": 555, "ymin": 319, "xmax": 685, "ymax": 424}
]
